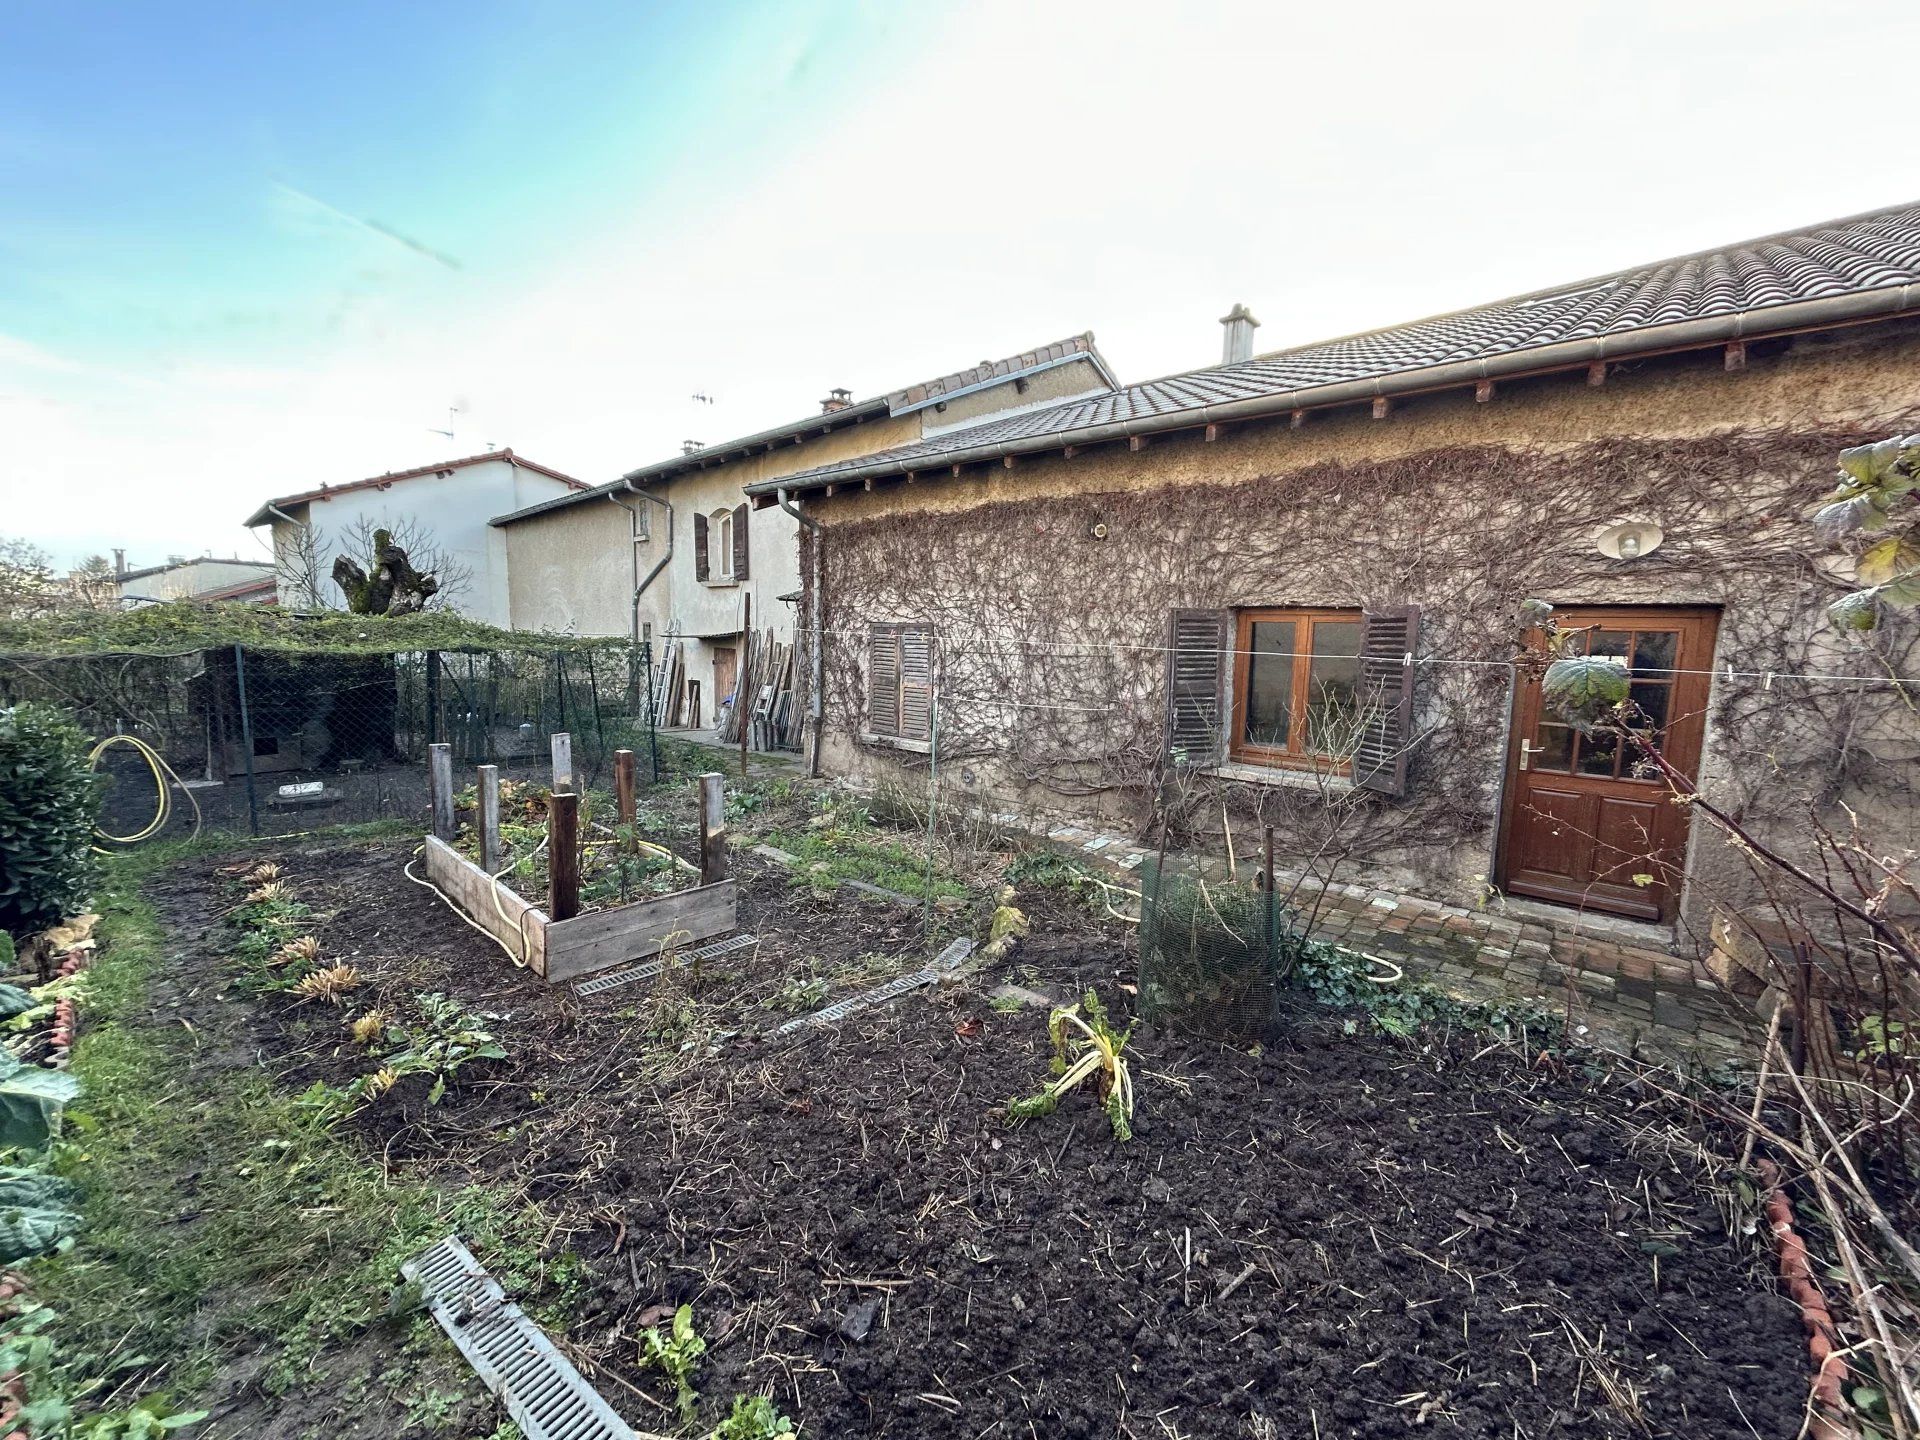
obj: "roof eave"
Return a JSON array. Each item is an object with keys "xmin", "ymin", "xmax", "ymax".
[{"xmin": 751, "ymin": 284, "xmax": 1920, "ymax": 499}]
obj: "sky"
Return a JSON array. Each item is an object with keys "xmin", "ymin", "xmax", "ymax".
[{"xmin": 2, "ymin": 0, "xmax": 1917, "ymax": 567}]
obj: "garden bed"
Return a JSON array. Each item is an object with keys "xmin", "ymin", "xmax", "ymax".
[{"xmin": 132, "ymin": 829, "xmax": 1816, "ymax": 1440}]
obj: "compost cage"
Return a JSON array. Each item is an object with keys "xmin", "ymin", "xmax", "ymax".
[{"xmin": 0, "ymin": 639, "xmax": 657, "ymax": 840}]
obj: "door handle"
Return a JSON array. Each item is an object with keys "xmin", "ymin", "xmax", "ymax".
[{"xmin": 1519, "ymin": 738, "xmax": 1538, "ymax": 772}]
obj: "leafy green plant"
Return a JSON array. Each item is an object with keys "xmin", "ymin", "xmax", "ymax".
[
  {"xmin": 771, "ymin": 974, "xmax": 828, "ymax": 1013},
  {"xmin": 364, "ymin": 993, "xmax": 506, "ymax": 1104},
  {"xmin": 638, "ymin": 1304, "xmax": 706, "ymax": 1425},
  {"xmin": 0, "ymin": 1160, "xmax": 82, "ymax": 1260},
  {"xmin": 0, "ymin": 1048, "xmax": 82, "ymax": 1149},
  {"xmin": 711, "ymin": 1393, "xmax": 797, "ymax": 1440},
  {"xmin": 1006, "ymin": 989, "xmax": 1135, "ymax": 1140},
  {"xmin": 1815, "ymin": 433, "xmax": 1920, "ymax": 630},
  {"xmin": 0, "ymin": 703, "xmax": 100, "ymax": 942}
]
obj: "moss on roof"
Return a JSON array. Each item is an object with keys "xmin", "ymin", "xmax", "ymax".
[{"xmin": 0, "ymin": 601, "xmax": 633, "ymax": 658}]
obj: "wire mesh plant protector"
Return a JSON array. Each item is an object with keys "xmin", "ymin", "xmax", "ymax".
[{"xmin": 1137, "ymin": 852, "xmax": 1294, "ymax": 1044}]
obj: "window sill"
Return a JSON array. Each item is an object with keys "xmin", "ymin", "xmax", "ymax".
[
  {"xmin": 1210, "ymin": 760, "xmax": 1353, "ymax": 795},
  {"xmin": 699, "ymin": 578, "xmax": 741, "ymax": 589},
  {"xmin": 860, "ymin": 731, "xmax": 932, "ymax": 755}
]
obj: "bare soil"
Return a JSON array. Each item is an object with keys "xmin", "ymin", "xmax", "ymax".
[{"xmin": 140, "ymin": 833, "xmax": 1810, "ymax": 1440}]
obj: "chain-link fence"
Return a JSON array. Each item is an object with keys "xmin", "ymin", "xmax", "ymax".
[{"xmin": 0, "ymin": 641, "xmax": 658, "ymax": 840}]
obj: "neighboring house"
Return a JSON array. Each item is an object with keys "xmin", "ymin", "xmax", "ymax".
[
  {"xmin": 491, "ymin": 335, "xmax": 1117, "ymax": 732},
  {"xmin": 242, "ymin": 450, "xmax": 589, "ymax": 626},
  {"xmin": 750, "ymin": 201, "xmax": 1920, "ymax": 937},
  {"xmin": 114, "ymin": 554, "xmax": 275, "ymax": 607}
]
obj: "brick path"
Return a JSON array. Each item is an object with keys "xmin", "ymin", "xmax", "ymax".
[{"xmin": 1011, "ymin": 816, "xmax": 1755, "ymax": 1064}]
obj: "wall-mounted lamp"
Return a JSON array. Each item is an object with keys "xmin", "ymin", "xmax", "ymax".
[{"xmin": 1595, "ymin": 518, "xmax": 1663, "ymax": 561}]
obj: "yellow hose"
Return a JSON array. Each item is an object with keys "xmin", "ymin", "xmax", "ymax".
[{"xmin": 88, "ymin": 734, "xmax": 201, "ymax": 849}]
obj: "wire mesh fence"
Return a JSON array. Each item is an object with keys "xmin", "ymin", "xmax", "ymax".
[{"xmin": 0, "ymin": 641, "xmax": 659, "ymax": 841}]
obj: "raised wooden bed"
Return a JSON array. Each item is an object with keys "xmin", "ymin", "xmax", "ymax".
[{"xmin": 422, "ymin": 740, "xmax": 738, "ymax": 985}]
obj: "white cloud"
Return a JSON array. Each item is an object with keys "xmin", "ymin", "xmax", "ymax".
[{"xmin": 6, "ymin": 0, "xmax": 1914, "ymax": 568}]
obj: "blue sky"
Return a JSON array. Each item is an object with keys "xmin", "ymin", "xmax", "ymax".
[{"xmin": 3, "ymin": 0, "xmax": 1917, "ymax": 564}]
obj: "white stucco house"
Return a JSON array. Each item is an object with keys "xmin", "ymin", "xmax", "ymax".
[{"xmin": 242, "ymin": 450, "xmax": 588, "ymax": 626}]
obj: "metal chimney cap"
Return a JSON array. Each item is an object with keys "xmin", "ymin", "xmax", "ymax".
[{"xmin": 1219, "ymin": 302, "xmax": 1260, "ymax": 327}]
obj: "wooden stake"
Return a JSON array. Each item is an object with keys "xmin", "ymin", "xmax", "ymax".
[
  {"xmin": 428, "ymin": 742, "xmax": 455, "ymax": 841},
  {"xmin": 550, "ymin": 731, "xmax": 573, "ymax": 792},
  {"xmin": 613, "ymin": 749, "xmax": 636, "ymax": 829},
  {"xmin": 698, "ymin": 771, "xmax": 729, "ymax": 884},
  {"xmin": 548, "ymin": 790, "xmax": 580, "ymax": 921},
  {"xmin": 477, "ymin": 764, "xmax": 501, "ymax": 873}
]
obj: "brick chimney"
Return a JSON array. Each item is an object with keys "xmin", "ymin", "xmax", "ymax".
[
  {"xmin": 1219, "ymin": 303, "xmax": 1260, "ymax": 365},
  {"xmin": 820, "ymin": 387, "xmax": 853, "ymax": 414}
]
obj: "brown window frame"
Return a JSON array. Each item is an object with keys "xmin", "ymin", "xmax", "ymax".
[{"xmin": 1228, "ymin": 606, "xmax": 1364, "ymax": 771}]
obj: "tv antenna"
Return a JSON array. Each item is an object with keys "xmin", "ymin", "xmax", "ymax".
[
  {"xmin": 428, "ymin": 405, "xmax": 459, "ymax": 443},
  {"xmin": 691, "ymin": 392, "xmax": 716, "ymax": 405}
]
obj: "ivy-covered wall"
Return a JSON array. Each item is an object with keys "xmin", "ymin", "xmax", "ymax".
[{"xmin": 804, "ymin": 327, "xmax": 1920, "ymax": 932}]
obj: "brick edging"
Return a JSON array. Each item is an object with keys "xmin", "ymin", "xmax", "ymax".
[{"xmin": 1757, "ymin": 1158, "xmax": 1853, "ymax": 1438}]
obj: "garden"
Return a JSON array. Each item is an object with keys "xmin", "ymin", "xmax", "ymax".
[{"xmin": 0, "ymin": 719, "xmax": 1834, "ymax": 1440}]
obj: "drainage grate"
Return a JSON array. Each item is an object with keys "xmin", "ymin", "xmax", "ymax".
[
  {"xmin": 403, "ymin": 1235, "xmax": 635, "ymax": 1440},
  {"xmin": 773, "ymin": 938, "xmax": 976, "ymax": 1037},
  {"xmin": 572, "ymin": 933, "xmax": 760, "ymax": 998}
]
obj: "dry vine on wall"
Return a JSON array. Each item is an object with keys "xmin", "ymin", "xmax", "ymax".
[{"xmin": 811, "ymin": 424, "xmax": 1918, "ymax": 904}]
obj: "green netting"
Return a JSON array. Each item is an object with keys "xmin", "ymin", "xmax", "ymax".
[{"xmin": 1137, "ymin": 855, "xmax": 1294, "ymax": 1043}]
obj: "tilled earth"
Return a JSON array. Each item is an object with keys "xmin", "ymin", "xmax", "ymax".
[{"xmin": 146, "ymin": 836, "xmax": 1808, "ymax": 1439}]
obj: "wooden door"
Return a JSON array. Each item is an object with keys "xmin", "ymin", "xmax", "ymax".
[
  {"xmin": 712, "ymin": 646, "xmax": 739, "ymax": 714},
  {"xmin": 1497, "ymin": 608, "xmax": 1718, "ymax": 922}
]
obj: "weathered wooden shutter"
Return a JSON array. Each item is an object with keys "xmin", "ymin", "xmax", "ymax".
[
  {"xmin": 693, "ymin": 512, "xmax": 710, "ymax": 582},
  {"xmin": 899, "ymin": 626, "xmax": 934, "ymax": 741},
  {"xmin": 732, "ymin": 503, "xmax": 750, "ymax": 581},
  {"xmin": 867, "ymin": 624, "xmax": 901, "ymax": 736},
  {"xmin": 1353, "ymin": 605, "xmax": 1421, "ymax": 796},
  {"xmin": 1166, "ymin": 609, "xmax": 1228, "ymax": 765}
]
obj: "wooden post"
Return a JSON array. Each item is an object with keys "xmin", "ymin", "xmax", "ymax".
[
  {"xmin": 550, "ymin": 731, "xmax": 573, "ymax": 792},
  {"xmin": 739, "ymin": 594, "xmax": 751, "ymax": 777},
  {"xmin": 548, "ymin": 790, "xmax": 580, "ymax": 921},
  {"xmin": 698, "ymin": 771, "xmax": 729, "ymax": 885},
  {"xmin": 429, "ymin": 742, "xmax": 455, "ymax": 841},
  {"xmin": 613, "ymin": 749, "xmax": 636, "ymax": 829},
  {"xmin": 477, "ymin": 764, "xmax": 502, "ymax": 873}
]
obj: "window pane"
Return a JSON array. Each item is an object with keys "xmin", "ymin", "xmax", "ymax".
[
  {"xmin": 1305, "ymin": 620, "xmax": 1362, "ymax": 755},
  {"xmin": 1534, "ymin": 723, "xmax": 1575, "ymax": 772},
  {"xmin": 1589, "ymin": 629, "xmax": 1631, "ymax": 661},
  {"xmin": 1577, "ymin": 727, "xmax": 1620, "ymax": 777},
  {"xmin": 1632, "ymin": 630, "xmax": 1676, "ymax": 675},
  {"xmin": 1243, "ymin": 620, "xmax": 1295, "ymax": 749},
  {"xmin": 1627, "ymin": 681, "xmax": 1669, "ymax": 740}
]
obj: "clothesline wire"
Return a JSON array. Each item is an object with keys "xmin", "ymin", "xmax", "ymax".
[{"xmin": 776, "ymin": 623, "xmax": 1918, "ymax": 689}]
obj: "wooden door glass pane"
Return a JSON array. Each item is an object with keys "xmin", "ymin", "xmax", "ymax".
[
  {"xmin": 1535, "ymin": 722, "xmax": 1575, "ymax": 772},
  {"xmin": 1243, "ymin": 620, "xmax": 1296, "ymax": 749},
  {"xmin": 1305, "ymin": 619, "xmax": 1361, "ymax": 754},
  {"xmin": 1628, "ymin": 681, "xmax": 1669, "ymax": 739},
  {"xmin": 1576, "ymin": 727, "xmax": 1620, "ymax": 777},
  {"xmin": 1632, "ymin": 630, "xmax": 1676, "ymax": 674},
  {"xmin": 1589, "ymin": 629, "xmax": 1631, "ymax": 661}
]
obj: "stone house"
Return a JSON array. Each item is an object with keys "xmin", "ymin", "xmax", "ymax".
[
  {"xmin": 749, "ymin": 202, "xmax": 1920, "ymax": 942},
  {"xmin": 243, "ymin": 449, "xmax": 589, "ymax": 626},
  {"xmin": 490, "ymin": 336, "xmax": 1117, "ymax": 732}
]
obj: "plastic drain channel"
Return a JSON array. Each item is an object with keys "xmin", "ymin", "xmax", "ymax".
[
  {"xmin": 773, "ymin": 938, "xmax": 976, "ymax": 1037},
  {"xmin": 403, "ymin": 1235, "xmax": 635, "ymax": 1440},
  {"xmin": 572, "ymin": 932, "xmax": 760, "ymax": 998}
]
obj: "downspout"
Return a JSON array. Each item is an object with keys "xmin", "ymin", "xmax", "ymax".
[
  {"xmin": 607, "ymin": 484, "xmax": 673, "ymax": 648},
  {"xmin": 776, "ymin": 487, "xmax": 825, "ymax": 778},
  {"xmin": 261, "ymin": 503, "xmax": 316, "ymax": 607}
]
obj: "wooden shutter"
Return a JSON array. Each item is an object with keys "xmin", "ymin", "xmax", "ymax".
[
  {"xmin": 1166, "ymin": 609, "xmax": 1228, "ymax": 765},
  {"xmin": 732, "ymin": 503, "xmax": 750, "ymax": 581},
  {"xmin": 867, "ymin": 624, "xmax": 901, "ymax": 736},
  {"xmin": 693, "ymin": 512, "xmax": 710, "ymax": 582},
  {"xmin": 1353, "ymin": 605, "xmax": 1421, "ymax": 796},
  {"xmin": 899, "ymin": 626, "xmax": 934, "ymax": 741}
]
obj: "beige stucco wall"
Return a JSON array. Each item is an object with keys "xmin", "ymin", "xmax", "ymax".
[
  {"xmin": 921, "ymin": 355, "xmax": 1111, "ymax": 432},
  {"xmin": 501, "ymin": 498, "xmax": 637, "ymax": 637},
  {"xmin": 806, "ymin": 323, "xmax": 1920, "ymax": 937}
]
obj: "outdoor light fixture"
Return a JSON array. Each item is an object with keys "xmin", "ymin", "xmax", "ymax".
[{"xmin": 1595, "ymin": 518, "xmax": 1664, "ymax": 561}]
